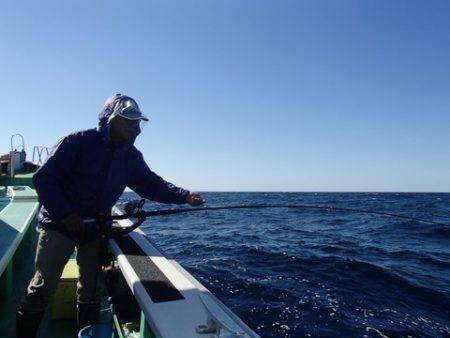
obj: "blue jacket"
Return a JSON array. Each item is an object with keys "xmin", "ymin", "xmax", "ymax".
[{"xmin": 34, "ymin": 94, "xmax": 189, "ymax": 238}]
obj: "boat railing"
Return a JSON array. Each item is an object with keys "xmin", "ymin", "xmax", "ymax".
[
  {"xmin": 9, "ymin": 134, "xmax": 26, "ymax": 178},
  {"xmin": 5, "ymin": 134, "xmax": 49, "ymax": 178},
  {"xmin": 32, "ymin": 146, "xmax": 51, "ymax": 165},
  {"xmin": 10, "ymin": 134, "xmax": 25, "ymax": 153}
]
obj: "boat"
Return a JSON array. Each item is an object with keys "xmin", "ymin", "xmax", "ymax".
[{"xmin": 0, "ymin": 134, "xmax": 259, "ymax": 337}]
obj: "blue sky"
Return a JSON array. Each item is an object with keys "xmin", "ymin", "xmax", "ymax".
[{"xmin": 1, "ymin": 1, "xmax": 449, "ymax": 192}]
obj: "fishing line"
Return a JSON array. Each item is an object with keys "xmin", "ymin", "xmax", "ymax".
[
  {"xmin": 91, "ymin": 202, "xmax": 450, "ymax": 238},
  {"xmin": 112, "ymin": 203, "xmax": 450, "ymax": 226}
]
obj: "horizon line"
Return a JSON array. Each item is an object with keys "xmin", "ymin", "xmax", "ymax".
[{"xmin": 124, "ymin": 189, "xmax": 450, "ymax": 194}]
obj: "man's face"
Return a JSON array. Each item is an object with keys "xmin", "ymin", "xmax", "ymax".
[{"xmin": 110, "ymin": 115, "xmax": 141, "ymax": 141}]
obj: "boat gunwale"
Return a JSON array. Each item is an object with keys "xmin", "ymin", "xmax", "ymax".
[{"xmin": 0, "ymin": 187, "xmax": 39, "ymax": 277}]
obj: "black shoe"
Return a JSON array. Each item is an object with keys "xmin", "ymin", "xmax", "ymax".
[
  {"xmin": 16, "ymin": 307, "xmax": 44, "ymax": 338},
  {"xmin": 77, "ymin": 302, "xmax": 100, "ymax": 330}
]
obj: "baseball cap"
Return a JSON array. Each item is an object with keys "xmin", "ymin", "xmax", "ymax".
[{"xmin": 110, "ymin": 98, "xmax": 149, "ymax": 122}]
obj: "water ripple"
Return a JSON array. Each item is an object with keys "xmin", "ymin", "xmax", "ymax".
[{"xmin": 120, "ymin": 192, "xmax": 450, "ymax": 337}]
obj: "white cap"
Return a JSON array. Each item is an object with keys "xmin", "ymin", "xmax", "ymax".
[{"xmin": 111, "ymin": 98, "xmax": 149, "ymax": 122}]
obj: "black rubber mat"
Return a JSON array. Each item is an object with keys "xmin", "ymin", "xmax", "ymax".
[{"xmin": 116, "ymin": 235, "xmax": 184, "ymax": 303}]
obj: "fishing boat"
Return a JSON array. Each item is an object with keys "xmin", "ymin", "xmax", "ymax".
[{"xmin": 0, "ymin": 134, "xmax": 259, "ymax": 338}]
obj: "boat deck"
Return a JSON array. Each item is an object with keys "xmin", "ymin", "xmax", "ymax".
[
  {"xmin": 0, "ymin": 187, "xmax": 39, "ymax": 279},
  {"xmin": 0, "ymin": 228, "xmax": 78, "ymax": 338},
  {"xmin": 0, "ymin": 185, "xmax": 77, "ymax": 337}
]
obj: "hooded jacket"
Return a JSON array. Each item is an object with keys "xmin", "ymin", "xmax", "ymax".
[{"xmin": 34, "ymin": 93, "xmax": 189, "ymax": 238}]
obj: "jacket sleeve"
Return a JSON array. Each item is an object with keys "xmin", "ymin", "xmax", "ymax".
[
  {"xmin": 32, "ymin": 134, "xmax": 80, "ymax": 221},
  {"xmin": 127, "ymin": 150, "xmax": 189, "ymax": 204}
]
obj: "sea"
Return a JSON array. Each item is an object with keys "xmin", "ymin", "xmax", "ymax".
[{"xmin": 118, "ymin": 192, "xmax": 450, "ymax": 338}]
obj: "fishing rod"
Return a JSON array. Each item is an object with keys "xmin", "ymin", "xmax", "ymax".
[{"xmin": 87, "ymin": 199, "xmax": 450, "ymax": 239}]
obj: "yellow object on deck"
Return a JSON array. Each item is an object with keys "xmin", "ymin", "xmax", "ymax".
[{"xmin": 51, "ymin": 258, "xmax": 79, "ymax": 320}]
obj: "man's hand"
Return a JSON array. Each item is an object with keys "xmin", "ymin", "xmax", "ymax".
[
  {"xmin": 186, "ymin": 192, "xmax": 205, "ymax": 206},
  {"xmin": 62, "ymin": 213, "xmax": 85, "ymax": 234}
]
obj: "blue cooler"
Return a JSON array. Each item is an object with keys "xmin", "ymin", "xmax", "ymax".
[{"xmin": 78, "ymin": 305, "xmax": 114, "ymax": 338}]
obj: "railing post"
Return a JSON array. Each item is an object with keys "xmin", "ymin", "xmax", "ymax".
[{"xmin": 9, "ymin": 151, "xmax": 14, "ymax": 178}]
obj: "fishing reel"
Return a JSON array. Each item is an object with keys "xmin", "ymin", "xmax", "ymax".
[
  {"xmin": 108, "ymin": 199, "xmax": 147, "ymax": 238},
  {"xmin": 83, "ymin": 199, "xmax": 148, "ymax": 243},
  {"xmin": 124, "ymin": 199, "xmax": 146, "ymax": 215}
]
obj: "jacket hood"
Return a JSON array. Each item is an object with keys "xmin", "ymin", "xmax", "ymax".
[
  {"xmin": 98, "ymin": 93, "xmax": 139, "ymax": 145},
  {"xmin": 98, "ymin": 93, "xmax": 138, "ymax": 129}
]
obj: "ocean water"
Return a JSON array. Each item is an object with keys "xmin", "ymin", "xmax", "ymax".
[{"xmin": 118, "ymin": 192, "xmax": 450, "ymax": 338}]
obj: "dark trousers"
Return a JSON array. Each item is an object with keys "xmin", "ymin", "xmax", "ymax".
[{"xmin": 21, "ymin": 228, "xmax": 100, "ymax": 313}]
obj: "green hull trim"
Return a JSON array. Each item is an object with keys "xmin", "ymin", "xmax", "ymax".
[
  {"xmin": 0, "ymin": 172, "xmax": 35, "ymax": 188},
  {"xmin": 140, "ymin": 312, "xmax": 157, "ymax": 338}
]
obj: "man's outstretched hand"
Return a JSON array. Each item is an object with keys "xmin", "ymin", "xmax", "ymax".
[{"xmin": 186, "ymin": 192, "xmax": 205, "ymax": 206}]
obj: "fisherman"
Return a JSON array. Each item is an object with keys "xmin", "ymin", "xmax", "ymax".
[{"xmin": 16, "ymin": 93, "xmax": 204, "ymax": 338}]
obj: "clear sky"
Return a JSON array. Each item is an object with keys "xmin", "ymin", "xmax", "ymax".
[{"xmin": 1, "ymin": 1, "xmax": 449, "ymax": 192}]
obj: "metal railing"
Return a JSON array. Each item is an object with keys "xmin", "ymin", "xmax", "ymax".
[
  {"xmin": 4, "ymin": 134, "xmax": 51, "ymax": 177},
  {"xmin": 32, "ymin": 146, "xmax": 51, "ymax": 165},
  {"xmin": 9, "ymin": 134, "xmax": 25, "ymax": 178}
]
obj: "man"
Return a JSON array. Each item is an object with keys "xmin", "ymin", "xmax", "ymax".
[{"xmin": 16, "ymin": 93, "xmax": 204, "ymax": 337}]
